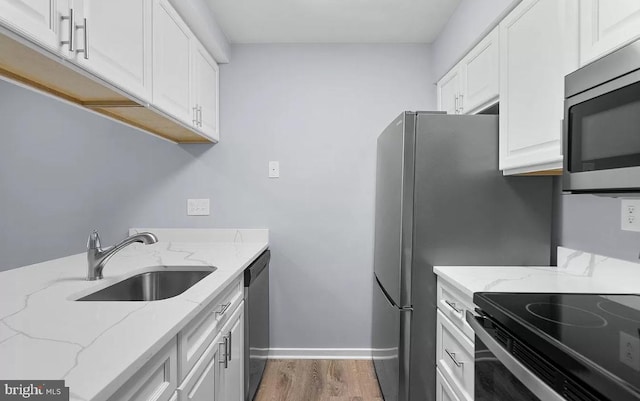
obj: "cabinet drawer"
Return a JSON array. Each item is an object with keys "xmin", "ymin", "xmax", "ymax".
[
  {"xmin": 437, "ymin": 311, "xmax": 474, "ymax": 401},
  {"xmin": 437, "ymin": 279, "xmax": 474, "ymax": 341},
  {"xmin": 436, "ymin": 368, "xmax": 462, "ymax": 401},
  {"xmin": 108, "ymin": 339, "xmax": 178, "ymax": 401},
  {"xmin": 178, "ymin": 277, "xmax": 242, "ymax": 381}
]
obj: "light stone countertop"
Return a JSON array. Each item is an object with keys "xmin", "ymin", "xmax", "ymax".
[
  {"xmin": 0, "ymin": 229, "xmax": 269, "ymax": 401},
  {"xmin": 434, "ymin": 246, "xmax": 640, "ymax": 301}
]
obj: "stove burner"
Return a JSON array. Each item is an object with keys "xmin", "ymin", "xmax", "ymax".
[
  {"xmin": 597, "ymin": 301, "xmax": 640, "ymax": 324},
  {"xmin": 526, "ymin": 302, "xmax": 608, "ymax": 328}
]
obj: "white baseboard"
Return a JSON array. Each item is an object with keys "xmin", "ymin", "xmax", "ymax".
[{"xmin": 267, "ymin": 348, "xmax": 373, "ymax": 360}]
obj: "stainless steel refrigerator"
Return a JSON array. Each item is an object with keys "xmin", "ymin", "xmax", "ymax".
[{"xmin": 372, "ymin": 112, "xmax": 553, "ymax": 401}]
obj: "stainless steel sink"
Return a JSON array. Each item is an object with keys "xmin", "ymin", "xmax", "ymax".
[{"xmin": 77, "ymin": 267, "xmax": 216, "ymax": 301}]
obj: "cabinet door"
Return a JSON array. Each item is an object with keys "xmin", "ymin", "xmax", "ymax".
[
  {"xmin": 460, "ymin": 27, "xmax": 499, "ymax": 114},
  {"xmin": 192, "ymin": 42, "xmax": 219, "ymax": 141},
  {"xmin": 437, "ymin": 67, "xmax": 461, "ymax": 115},
  {"xmin": 0, "ymin": 0, "xmax": 60, "ymax": 51},
  {"xmin": 74, "ymin": 0, "xmax": 152, "ymax": 102},
  {"xmin": 220, "ymin": 303, "xmax": 244, "ymax": 401},
  {"xmin": 580, "ymin": 0, "xmax": 640, "ymax": 66},
  {"xmin": 178, "ymin": 334, "xmax": 224, "ymax": 401},
  {"xmin": 152, "ymin": 0, "xmax": 193, "ymax": 124},
  {"xmin": 499, "ymin": 0, "xmax": 579, "ymax": 175},
  {"xmin": 436, "ymin": 368, "xmax": 462, "ymax": 401}
]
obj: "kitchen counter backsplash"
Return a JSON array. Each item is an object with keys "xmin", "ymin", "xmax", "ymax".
[{"xmin": 0, "ymin": 229, "xmax": 268, "ymax": 401}]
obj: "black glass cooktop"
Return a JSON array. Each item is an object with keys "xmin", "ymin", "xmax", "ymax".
[{"xmin": 475, "ymin": 292, "xmax": 640, "ymax": 401}]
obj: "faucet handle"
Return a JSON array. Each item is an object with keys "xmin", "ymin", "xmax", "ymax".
[{"xmin": 87, "ymin": 230, "xmax": 102, "ymax": 250}]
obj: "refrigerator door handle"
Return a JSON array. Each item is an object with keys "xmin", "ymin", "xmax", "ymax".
[{"xmin": 375, "ymin": 275, "xmax": 413, "ymax": 311}]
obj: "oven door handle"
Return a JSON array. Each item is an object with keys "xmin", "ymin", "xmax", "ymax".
[{"xmin": 466, "ymin": 310, "xmax": 565, "ymax": 401}]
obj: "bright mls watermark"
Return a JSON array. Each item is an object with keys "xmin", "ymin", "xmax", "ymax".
[{"xmin": 0, "ymin": 381, "xmax": 68, "ymax": 401}]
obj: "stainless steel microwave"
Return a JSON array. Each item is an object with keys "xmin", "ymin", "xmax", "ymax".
[{"xmin": 563, "ymin": 40, "xmax": 640, "ymax": 193}]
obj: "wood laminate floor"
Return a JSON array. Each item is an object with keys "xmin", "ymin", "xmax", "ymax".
[{"xmin": 254, "ymin": 359, "xmax": 384, "ymax": 401}]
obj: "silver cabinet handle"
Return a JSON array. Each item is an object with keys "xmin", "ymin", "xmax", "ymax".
[
  {"xmin": 219, "ymin": 337, "xmax": 228, "ymax": 368},
  {"xmin": 459, "ymin": 94, "xmax": 464, "ymax": 113},
  {"xmin": 215, "ymin": 302, "xmax": 231, "ymax": 316},
  {"xmin": 465, "ymin": 311, "xmax": 565, "ymax": 401},
  {"xmin": 227, "ymin": 330, "xmax": 232, "ymax": 361},
  {"xmin": 61, "ymin": 9, "xmax": 75, "ymax": 51},
  {"xmin": 75, "ymin": 18, "xmax": 89, "ymax": 59},
  {"xmin": 192, "ymin": 106, "xmax": 198, "ymax": 126},
  {"xmin": 454, "ymin": 95, "xmax": 459, "ymax": 114},
  {"xmin": 444, "ymin": 300, "xmax": 463, "ymax": 315},
  {"xmin": 198, "ymin": 106, "xmax": 203, "ymax": 127},
  {"xmin": 445, "ymin": 348, "xmax": 464, "ymax": 368}
]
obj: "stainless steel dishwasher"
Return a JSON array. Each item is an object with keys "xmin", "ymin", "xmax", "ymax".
[{"xmin": 244, "ymin": 249, "xmax": 270, "ymax": 401}]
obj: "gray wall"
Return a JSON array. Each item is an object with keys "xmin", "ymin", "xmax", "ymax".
[
  {"xmin": 207, "ymin": 44, "xmax": 434, "ymax": 349},
  {"xmin": 0, "ymin": 80, "xmax": 206, "ymax": 270},
  {"xmin": 0, "ymin": 44, "xmax": 434, "ymax": 349},
  {"xmin": 559, "ymin": 184, "xmax": 640, "ymax": 262}
]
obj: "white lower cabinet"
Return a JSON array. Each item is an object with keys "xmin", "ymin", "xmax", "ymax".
[
  {"xmin": 108, "ymin": 277, "xmax": 245, "ymax": 401},
  {"xmin": 178, "ymin": 292, "xmax": 244, "ymax": 401},
  {"xmin": 178, "ymin": 301, "xmax": 244, "ymax": 401},
  {"xmin": 437, "ymin": 311, "xmax": 474, "ymax": 401},
  {"xmin": 219, "ymin": 303, "xmax": 244, "ymax": 401},
  {"xmin": 437, "ymin": 368, "xmax": 462, "ymax": 401},
  {"xmin": 108, "ymin": 339, "xmax": 178, "ymax": 401},
  {"xmin": 436, "ymin": 278, "xmax": 475, "ymax": 401}
]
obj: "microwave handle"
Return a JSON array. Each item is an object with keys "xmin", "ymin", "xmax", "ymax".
[{"xmin": 466, "ymin": 310, "xmax": 565, "ymax": 401}]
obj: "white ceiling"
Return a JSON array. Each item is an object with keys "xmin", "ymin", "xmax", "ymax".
[{"xmin": 206, "ymin": 0, "xmax": 462, "ymax": 44}]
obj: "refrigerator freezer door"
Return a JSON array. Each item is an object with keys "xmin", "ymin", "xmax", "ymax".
[
  {"xmin": 373, "ymin": 113, "xmax": 416, "ymax": 307},
  {"xmin": 372, "ymin": 276, "xmax": 401, "ymax": 401}
]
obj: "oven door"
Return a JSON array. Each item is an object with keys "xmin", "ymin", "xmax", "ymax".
[
  {"xmin": 466, "ymin": 311, "xmax": 564, "ymax": 401},
  {"xmin": 563, "ymin": 67, "xmax": 640, "ymax": 193}
]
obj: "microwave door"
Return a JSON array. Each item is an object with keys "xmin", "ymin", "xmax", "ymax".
[{"xmin": 563, "ymin": 68, "xmax": 640, "ymax": 193}]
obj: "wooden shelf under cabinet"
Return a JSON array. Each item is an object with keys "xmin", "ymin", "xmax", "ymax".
[{"xmin": 0, "ymin": 30, "xmax": 211, "ymax": 144}]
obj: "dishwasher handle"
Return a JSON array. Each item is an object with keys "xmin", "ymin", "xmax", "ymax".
[{"xmin": 244, "ymin": 250, "xmax": 270, "ymax": 286}]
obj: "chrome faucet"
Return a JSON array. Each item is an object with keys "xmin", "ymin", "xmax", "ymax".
[{"xmin": 87, "ymin": 230, "xmax": 158, "ymax": 280}]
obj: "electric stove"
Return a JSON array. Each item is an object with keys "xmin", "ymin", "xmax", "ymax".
[{"xmin": 472, "ymin": 292, "xmax": 640, "ymax": 401}]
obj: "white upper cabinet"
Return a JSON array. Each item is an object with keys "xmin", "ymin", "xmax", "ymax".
[
  {"xmin": 437, "ymin": 68, "xmax": 461, "ymax": 115},
  {"xmin": 460, "ymin": 27, "xmax": 499, "ymax": 114},
  {"xmin": 192, "ymin": 41, "xmax": 219, "ymax": 141},
  {"xmin": 71, "ymin": 0, "xmax": 152, "ymax": 102},
  {"xmin": 580, "ymin": 0, "xmax": 640, "ymax": 66},
  {"xmin": 152, "ymin": 0, "xmax": 193, "ymax": 125},
  {"xmin": 499, "ymin": 0, "xmax": 579, "ymax": 175},
  {"xmin": 437, "ymin": 27, "xmax": 499, "ymax": 115},
  {"xmin": 0, "ymin": 0, "xmax": 60, "ymax": 51}
]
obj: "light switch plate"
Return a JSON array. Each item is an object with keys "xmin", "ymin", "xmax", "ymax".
[
  {"xmin": 187, "ymin": 199, "xmax": 210, "ymax": 216},
  {"xmin": 269, "ymin": 161, "xmax": 280, "ymax": 178}
]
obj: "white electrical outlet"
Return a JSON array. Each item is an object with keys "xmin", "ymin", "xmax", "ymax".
[
  {"xmin": 620, "ymin": 331, "xmax": 640, "ymax": 371},
  {"xmin": 187, "ymin": 198, "xmax": 210, "ymax": 216},
  {"xmin": 621, "ymin": 199, "xmax": 640, "ymax": 231},
  {"xmin": 269, "ymin": 161, "xmax": 280, "ymax": 178}
]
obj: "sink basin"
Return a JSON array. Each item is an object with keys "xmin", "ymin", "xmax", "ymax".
[{"xmin": 78, "ymin": 267, "xmax": 216, "ymax": 301}]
